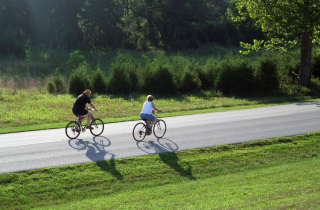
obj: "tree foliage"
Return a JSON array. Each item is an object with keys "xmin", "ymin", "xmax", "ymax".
[
  {"xmin": 234, "ymin": 0, "xmax": 320, "ymax": 85},
  {"xmin": 0, "ymin": 0, "xmax": 265, "ymax": 52}
]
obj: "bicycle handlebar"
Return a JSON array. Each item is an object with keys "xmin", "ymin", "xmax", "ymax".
[{"xmin": 87, "ymin": 108, "xmax": 100, "ymax": 111}]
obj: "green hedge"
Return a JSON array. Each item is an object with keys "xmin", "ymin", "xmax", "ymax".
[{"xmin": 63, "ymin": 50, "xmax": 320, "ymax": 97}]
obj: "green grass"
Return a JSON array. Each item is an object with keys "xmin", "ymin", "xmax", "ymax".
[
  {"xmin": 1, "ymin": 87, "xmax": 319, "ymax": 134},
  {"xmin": 0, "ymin": 132, "xmax": 319, "ymax": 209}
]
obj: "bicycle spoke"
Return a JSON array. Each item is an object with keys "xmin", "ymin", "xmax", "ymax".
[
  {"xmin": 90, "ymin": 119, "xmax": 104, "ymax": 136},
  {"xmin": 133, "ymin": 122, "xmax": 147, "ymax": 141},
  {"xmin": 65, "ymin": 121, "xmax": 81, "ymax": 139},
  {"xmin": 153, "ymin": 120, "xmax": 166, "ymax": 138}
]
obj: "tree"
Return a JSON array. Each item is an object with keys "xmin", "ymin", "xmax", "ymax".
[
  {"xmin": 79, "ymin": 0, "xmax": 124, "ymax": 48},
  {"xmin": 29, "ymin": 0, "xmax": 85, "ymax": 48},
  {"xmin": 126, "ymin": 0, "xmax": 220, "ymax": 48},
  {"xmin": 235, "ymin": 0, "xmax": 320, "ymax": 86}
]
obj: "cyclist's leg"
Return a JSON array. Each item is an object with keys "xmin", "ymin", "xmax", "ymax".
[
  {"xmin": 86, "ymin": 111, "xmax": 93, "ymax": 127},
  {"xmin": 151, "ymin": 118, "xmax": 158, "ymax": 127},
  {"xmin": 79, "ymin": 116, "xmax": 85, "ymax": 124}
]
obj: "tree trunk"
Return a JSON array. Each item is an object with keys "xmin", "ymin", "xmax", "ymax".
[{"xmin": 298, "ymin": 31, "xmax": 313, "ymax": 86}]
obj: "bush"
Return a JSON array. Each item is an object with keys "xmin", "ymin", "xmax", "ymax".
[
  {"xmin": 46, "ymin": 81, "xmax": 56, "ymax": 94},
  {"xmin": 52, "ymin": 76, "xmax": 66, "ymax": 93},
  {"xmin": 56, "ymin": 50, "xmax": 91, "ymax": 75},
  {"xmin": 170, "ymin": 55, "xmax": 191, "ymax": 89},
  {"xmin": 311, "ymin": 51, "xmax": 320, "ymax": 79},
  {"xmin": 92, "ymin": 68, "xmax": 107, "ymax": 94},
  {"xmin": 106, "ymin": 61, "xmax": 137, "ymax": 94},
  {"xmin": 149, "ymin": 64, "xmax": 177, "ymax": 94},
  {"xmin": 279, "ymin": 54, "xmax": 299, "ymax": 84},
  {"xmin": 179, "ymin": 68, "xmax": 202, "ymax": 93},
  {"xmin": 215, "ymin": 59, "xmax": 257, "ymax": 96},
  {"xmin": 68, "ymin": 65, "xmax": 92, "ymax": 95},
  {"xmin": 256, "ymin": 55, "xmax": 279, "ymax": 94},
  {"xmin": 202, "ymin": 57, "xmax": 221, "ymax": 89},
  {"xmin": 308, "ymin": 77, "xmax": 320, "ymax": 96}
]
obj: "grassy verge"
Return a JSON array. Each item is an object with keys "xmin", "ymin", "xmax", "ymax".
[
  {"xmin": 0, "ymin": 132, "xmax": 319, "ymax": 209},
  {"xmin": 1, "ymin": 88, "xmax": 319, "ymax": 134}
]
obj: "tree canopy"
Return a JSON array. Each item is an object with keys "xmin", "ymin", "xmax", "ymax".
[
  {"xmin": 234, "ymin": 0, "xmax": 320, "ymax": 85},
  {"xmin": 0, "ymin": 0, "xmax": 265, "ymax": 54}
]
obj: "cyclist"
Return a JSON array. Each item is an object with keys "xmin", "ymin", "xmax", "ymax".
[
  {"xmin": 140, "ymin": 95, "xmax": 162, "ymax": 135},
  {"xmin": 72, "ymin": 89, "xmax": 98, "ymax": 130}
]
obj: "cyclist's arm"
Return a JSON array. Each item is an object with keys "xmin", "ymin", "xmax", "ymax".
[
  {"xmin": 151, "ymin": 102, "xmax": 161, "ymax": 112},
  {"xmin": 89, "ymin": 103, "xmax": 98, "ymax": 111}
]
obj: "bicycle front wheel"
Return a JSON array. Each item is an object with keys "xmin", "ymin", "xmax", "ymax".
[
  {"xmin": 133, "ymin": 122, "xmax": 147, "ymax": 141},
  {"xmin": 153, "ymin": 119, "xmax": 166, "ymax": 138},
  {"xmin": 65, "ymin": 121, "xmax": 81, "ymax": 139},
  {"xmin": 90, "ymin": 119, "xmax": 104, "ymax": 136}
]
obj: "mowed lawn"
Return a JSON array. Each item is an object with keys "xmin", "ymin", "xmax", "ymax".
[{"xmin": 1, "ymin": 132, "xmax": 319, "ymax": 209}]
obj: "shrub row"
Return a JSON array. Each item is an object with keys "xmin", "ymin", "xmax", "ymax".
[{"xmin": 53, "ymin": 50, "xmax": 320, "ymax": 97}]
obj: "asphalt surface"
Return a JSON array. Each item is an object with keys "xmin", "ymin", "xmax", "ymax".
[{"xmin": 1, "ymin": 102, "xmax": 320, "ymax": 174}]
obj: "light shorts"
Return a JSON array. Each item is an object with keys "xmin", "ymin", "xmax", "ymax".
[{"xmin": 140, "ymin": 113, "xmax": 156, "ymax": 121}]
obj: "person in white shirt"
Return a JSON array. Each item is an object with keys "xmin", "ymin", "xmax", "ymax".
[{"xmin": 140, "ymin": 95, "xmax": 162, "ymax": 134}]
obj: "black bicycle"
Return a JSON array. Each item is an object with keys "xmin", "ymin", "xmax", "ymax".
[
  {"xmin": 132, "ymin": 111, "xmax": 166, "ymax": 141},
  {"xmin": 65, "ymin": 109, "xmax": 104, "ymax": 139}
]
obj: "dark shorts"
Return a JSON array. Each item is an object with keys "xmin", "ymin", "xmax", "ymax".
[
  {"xmin": 72, "ymin": 106, "xmax": 88, "ymax": 117},
  {"xmin": 140, "ymin": 113, "xmax": 156, "ymax": 121}
]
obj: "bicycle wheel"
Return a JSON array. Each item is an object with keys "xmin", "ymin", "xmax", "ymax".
[
  {"xmin": 133, "ymin": 122, "xmax": 147, "ymax": 141},
  {"xmin": 90, "ymin": 119, "xmax": 104, "ymax": 136},
  {"xmin": 65, "ymin": 121, "xmax": 81, "ymax": 139},
  {"xmin": 153, "ymin": 119, "xmax": 166, "ymax": 138}
]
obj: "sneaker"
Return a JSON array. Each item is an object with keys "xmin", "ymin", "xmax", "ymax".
[
  {"xmin": 146, "ymin": 130, "xmax": 152, "ymax": 135},
  {"xmin": 86, "ymin": 125, "xmax": 94, "ymax": 130}
]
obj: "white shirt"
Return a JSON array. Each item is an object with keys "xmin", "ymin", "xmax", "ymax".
[{"xmin": 141, "ymin": 101, "xmax": 153, "ymax": 114}]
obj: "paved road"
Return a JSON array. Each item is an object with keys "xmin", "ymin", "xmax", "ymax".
[{"xmin": 1, "ymin": 102, "xmax": 320, "ymax": 174}]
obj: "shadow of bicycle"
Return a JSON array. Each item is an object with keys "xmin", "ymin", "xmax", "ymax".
[
  {"xmin": 68, "ymin": 136, "xmax": 123, "ymax": 180},
  {"xmin": 137, "ymin": 138, "xmax": 195, "ymax": 180}
]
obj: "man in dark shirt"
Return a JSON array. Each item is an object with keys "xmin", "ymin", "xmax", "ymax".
[{"xmin": 72, "ymin": 89, "xmax": 98, "ymax": 129}]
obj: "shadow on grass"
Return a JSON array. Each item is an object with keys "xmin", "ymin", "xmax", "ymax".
[
  {"xmin": 137, "ymin": 138, "xmax": 196, "ymax": 180},
  {"xmin": 68, "ymin": 136, "xmax": 123, "ymax": 180}
]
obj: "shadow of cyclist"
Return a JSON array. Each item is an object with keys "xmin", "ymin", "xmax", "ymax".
[
  {"xmin": 86, "ymin": 141, "xmax": 123, "ymax": 180},
  {"xmin": 147, "ymin": 140, "xmax": 196, "ymax": 180},
  {"xmin": 69, "ymin": 137, "xmax": 123, "ymax": 180}
]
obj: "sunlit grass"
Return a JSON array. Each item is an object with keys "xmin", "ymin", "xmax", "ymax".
[{"xmin": 1, "ymin": 87, "xmax": 318, "ymax": 133}]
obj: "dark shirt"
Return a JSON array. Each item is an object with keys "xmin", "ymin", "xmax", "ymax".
[{"xmin": 73, "ymin": 94, "xmax": 91, "ymax": 109}]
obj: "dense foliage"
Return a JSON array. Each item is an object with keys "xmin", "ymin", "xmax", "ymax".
[
  {"xmin": 60, "ymin": 50, "xmax": 320, "ymax": 96},
  {"xmin": 0, "ymin": 0, "xmax": 264, "ymax": 55},
  {"xmin": 234, "ymin": 0, "xmax": 320, "ymax": 86}
]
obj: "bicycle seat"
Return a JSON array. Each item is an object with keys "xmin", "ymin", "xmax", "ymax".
[{"xmin": 142, "ymin": 118, "xmax": 148, "ymax": 122}]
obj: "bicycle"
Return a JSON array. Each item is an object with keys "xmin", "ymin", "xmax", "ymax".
[
  {"xmin": 132, "ymin": 111, "xmax": 166, "ymax": 141},
  {"xmin": 65, "ymin": 109, "xmax": 104, "ymax": 139}
]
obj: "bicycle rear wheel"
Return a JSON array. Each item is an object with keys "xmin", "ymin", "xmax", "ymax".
[
  {"xmin": 65, "ymin": 121, "xmax": 81, "ymax": 139},
  {"xmin": 153, "ymin": 119, "xmax": 166, "ymax": 138},
  {"xmin": 133, "ymin": 122, "xmax": 147, "ymax": 141},
  {"xmin": 90, "ymin": 119, "xmax": 104, "ymax": 136}
]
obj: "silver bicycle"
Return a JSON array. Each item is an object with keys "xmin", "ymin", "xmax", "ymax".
[{"xmin": 132, "ymin": 111, "xmax": 167, "ymax": 141}]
